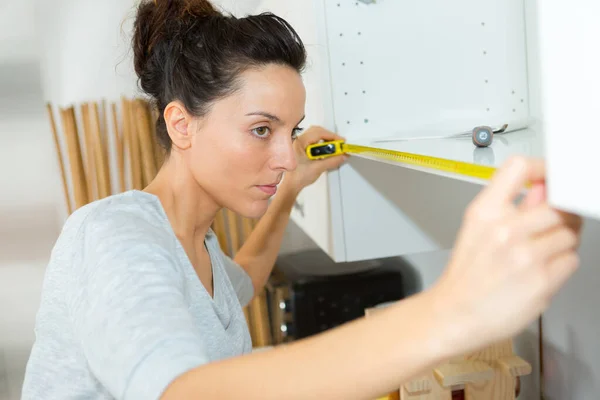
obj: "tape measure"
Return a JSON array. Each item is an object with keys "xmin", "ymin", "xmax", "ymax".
[{"xmin": 306, "ymin": 140, "xmax": 498, "ymax": 181}]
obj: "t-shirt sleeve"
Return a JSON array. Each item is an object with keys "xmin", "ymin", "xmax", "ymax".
[{"xmin": 69, "ymin": 210, "xmax": 208, "ymax": 400}]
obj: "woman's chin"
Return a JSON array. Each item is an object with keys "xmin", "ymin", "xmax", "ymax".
[{"xmin": 228, "ymin": 198, "xmax": 270, "ymax": 220}]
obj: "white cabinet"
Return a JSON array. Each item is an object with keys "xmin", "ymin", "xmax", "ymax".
[{"xmin": 260, "ymin": 0, "xmax": 549, "ymax": 262}]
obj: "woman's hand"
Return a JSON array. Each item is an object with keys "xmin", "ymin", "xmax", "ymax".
[
  {"xmin": 283, "ymin": 126, "xmax": 348, "ymax": 194},
  {"xmin": 431, "ymin": 156, "xmax": 583, "ymax": 354}
]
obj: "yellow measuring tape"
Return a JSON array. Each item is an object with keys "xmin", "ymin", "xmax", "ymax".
[{"xmin": 306, "ymin": 140, "xmax": 497, "ymax": 181}]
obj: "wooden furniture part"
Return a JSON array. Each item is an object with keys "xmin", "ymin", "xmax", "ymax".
[{"xmin": 365, "ymin": 307, "xmax": 531, "ymax": 400}]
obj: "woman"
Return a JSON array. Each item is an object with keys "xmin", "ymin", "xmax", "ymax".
[{"xmin": 22, "ymin": 0, "xmax": 582, "ymax": 399}]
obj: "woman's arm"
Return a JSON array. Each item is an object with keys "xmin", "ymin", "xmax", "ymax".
[
  {"xmin": 234, "ymin": 127, "xmax": 347, "ymax": 293},
  {"xmin": 162, "ymin": 289, "xmax": 455, "ymax": 400},
  {"xmin": 163, "ymin": 156, "xmax": 582, "ymax": 400}
]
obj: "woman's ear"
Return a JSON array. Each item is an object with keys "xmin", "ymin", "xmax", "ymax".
[{"xmin": 164, "ymin": 101, "xmax": 192, "ymax": 151}]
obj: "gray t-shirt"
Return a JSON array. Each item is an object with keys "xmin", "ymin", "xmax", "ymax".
[{"xmin": 21, "ymin": 190, "xmax": 254, "ymax": 399}]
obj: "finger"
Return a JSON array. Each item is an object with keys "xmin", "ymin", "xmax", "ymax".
[
  {"xmin": 478, "ymin": 156, "xmax": 546, "ymax": 208},
  {"xmin": 300, "ymin": 126, "xmax": 345, "ymax": 145},
  {"xmin": 541, "ymin": 251, "xmax": 579, "ymax": 300},
  {"xmin": 512, "ymin": 204, "xmax": 563, "ymax": 237},
  {"xmin": 532, "ymin": 226, "xmax": 579, "ymax": 262},
  {"xmin": 519, "ymin": 182, "xmax": 547, "ymax": 210},
  {"xmin": 312, "ymin": 154, "xmax": 348, "ymax": 172}
]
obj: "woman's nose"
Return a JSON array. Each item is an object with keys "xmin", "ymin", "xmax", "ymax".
[{"xmin": 271, "ymin": 137, "xmax": 297, "ymax": 171}]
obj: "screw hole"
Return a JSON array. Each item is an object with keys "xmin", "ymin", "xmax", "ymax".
[
  {"xmin": 358, "ymin": 32, "xmax": 362, "ymax": 35},
  {"xmin": 486, "ymin": 108, "xmax": 490, "ymax": 112},
  {"xmin": 481, "ymin": 22, "xmax": 485, "ymax": 26},
  {"xmin": 512, "ymin": 90, "xmax": 515, "ymax": 94},
  {"xmin": 345, "ymin": 92, "xmax": 348, "ymax": 95},
  {"xmin": 342, "ymin": 62, "xmax": 346, "ymax": 66},
  {"xmin": 340, "ymin": 33, "xmax": 343, "ymax": 37},
  {"xmin": 364, "ymin": 119, "xmax": 369, "ymax": 123},
  {"xmin": 521, "ymin": 99, "xmax": 524, "ymax": 103},
  {"xmin": 362, "ymin": 90, "xmax": 366, "ymax": 94},
  {"xmin": 483, "ymin": 50, "xmax": 487, "ymax": 55},
  {"xmin": 485, "ymin": 79, "xmax": 489, "ymax": 83},
  {"xmin": 347, "ymin": 121, "xmax": 351, "ymax": 124}
]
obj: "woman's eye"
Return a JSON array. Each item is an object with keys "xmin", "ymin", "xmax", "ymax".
[{"xmin": 252, "ymin": 126, "xmax": 271, "ymax": 138}]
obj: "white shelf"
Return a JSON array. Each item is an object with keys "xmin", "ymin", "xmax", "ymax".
[{"xmin": 349, "ymin": 128, "xmax": 544, "ymax": 185}]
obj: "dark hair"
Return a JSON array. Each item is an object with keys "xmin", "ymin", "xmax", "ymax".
[{"xmin": 132, "ymin": 0, "xmax": 307, "ymax": 152}]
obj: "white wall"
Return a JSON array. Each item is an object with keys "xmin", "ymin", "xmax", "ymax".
[{"xmin": 35, "ymin": 0, "xmax": 140, "ymax": 107}]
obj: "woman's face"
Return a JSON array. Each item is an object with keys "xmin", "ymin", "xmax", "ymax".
[{"xmin": 187, "ymin": 64, "xmax": 306, "ymax": 218}]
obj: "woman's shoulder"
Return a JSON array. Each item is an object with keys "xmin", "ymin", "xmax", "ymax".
[{"xmin": 60, "ymin": 190, "xmax": 173, "ymax": 245}]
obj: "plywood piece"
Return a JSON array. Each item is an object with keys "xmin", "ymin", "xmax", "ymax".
[
  {"xmin": 495, "ymin": 355, "xmax": 532, "ymax": 378},
  {"xmin": 401, "ymin": 372, "xmax": 451, "ymax": 400},
  {"xmin": 464, "ymin": 369, "xmax": 515, "ymax": 400},
  {"xmin": 434, "ymin": 361, "xmax": 494, "ymax": 388},
  {"xmin": 464, "ymin": 340, "xmax": 513, "ymax": 363},
  {"xmin": 404, "ymin": 376, "xmax": 432, "ymax": 394}
]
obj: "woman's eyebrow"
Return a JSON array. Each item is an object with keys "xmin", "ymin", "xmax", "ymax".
[
  {"xmin": 245, "ymin": 111, "xmax": 282, "ymax": 123},
  {"xmin": 246, "ymin": 112, "xmax": 306, "ymax": 126}
]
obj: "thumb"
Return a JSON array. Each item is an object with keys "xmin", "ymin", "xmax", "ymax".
[{"xmin": 313, "ymin": 154, "xmax": 349, "ymax": 172}]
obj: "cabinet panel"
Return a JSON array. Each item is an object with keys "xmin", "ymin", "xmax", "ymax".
[
  {"xmin": 339, "ymin": 157, "xmax": 484, "ymax": 262},
  {"xmin": 535, "ymin": 0, "xmax": 600, "ymax": 220},
  {"xmin": 324, "ymin": 0, "xmax": 530, "ymax": 143}
]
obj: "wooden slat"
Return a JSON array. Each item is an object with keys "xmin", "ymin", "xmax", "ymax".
[
  {"xmin": 134, "ymin": 99, "xmax": 157, "ymax": 185},
  {"xmin": 433, "ymin": 361, "xmax": 494, "ymax": 388},
  {"xmin": 226, "ymin": 209, "xmax": 241, "ymax": 255},
  {"xmin": 495, "ymin": 355, "xmax": 532, "ymax": 377},
  {"xmin": 122, "ymin": 97, "xmax": 143, "ymax": 190},
  {"xmin": 60, "ymin": 107, "xmax": 88, "ymax": 209},
  {"xmin": 111, "ymin": 102, "xmax": 125, "ymax": 193},
  {"xmin": 249, "ymin": 290, "xmax": 272, "ymax": 347},
  {"xmin": 89, "ymin": 102, "xmax": 111, "ymax": 199},
  {"xmin": 46, "ymin": 103, "xmax": 72, "ymax": 214},
  {"xmin": 212, "ymin": 210, "xmax": 229, "ymax": 252},
  {"xmin": 80, "ymin": 103, "xmax": 96, "ymax": 201},
  {"xmin": 464, "ymin": 369, "xmax": 515, "ymax": 400},
  {"xmin": 150, "ymin": 105, "xmax": 165, "ymax": 169}
]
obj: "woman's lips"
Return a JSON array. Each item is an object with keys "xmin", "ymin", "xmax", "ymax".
[{"xmin": 257, "ymin": 184, "xmax": 278, "ymax": 196}]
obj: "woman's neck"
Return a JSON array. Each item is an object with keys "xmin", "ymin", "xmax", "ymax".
[{"xmin": 144, "ymin": 155, "xmax": 220, "ymax": 244}]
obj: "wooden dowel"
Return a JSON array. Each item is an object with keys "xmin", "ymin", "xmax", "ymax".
[
  {"xmin": 111, "ymin": 102, "xmax": 125, "ymax": 193},
  {"xmin": 128, "ymin": 99, "xmax": 143, "ymax": 189},
  {"xmin": 46, "ymin": 103, "xmax": 72, "ymax": 215},
  {"xmin": 60, "ymin": 107, "xmax": 89, "ymax": 209},
  {"xmin": 101, "ymin": 99, "xmax": 110, "ymax": 162},
  {"xmin": 90, "ymin": 102, "xmax": 111, "ymax": 199},
  {"xmin": 80, "ymin": 103, "xmax": 96, "ymax": 201},
  {"xmin": 134, "ymin": 99, "xmax": 157, "ymax": 185},
  {"xmin": 226, "ymin": 209, "xmax": 241, "ymax": 255}
]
